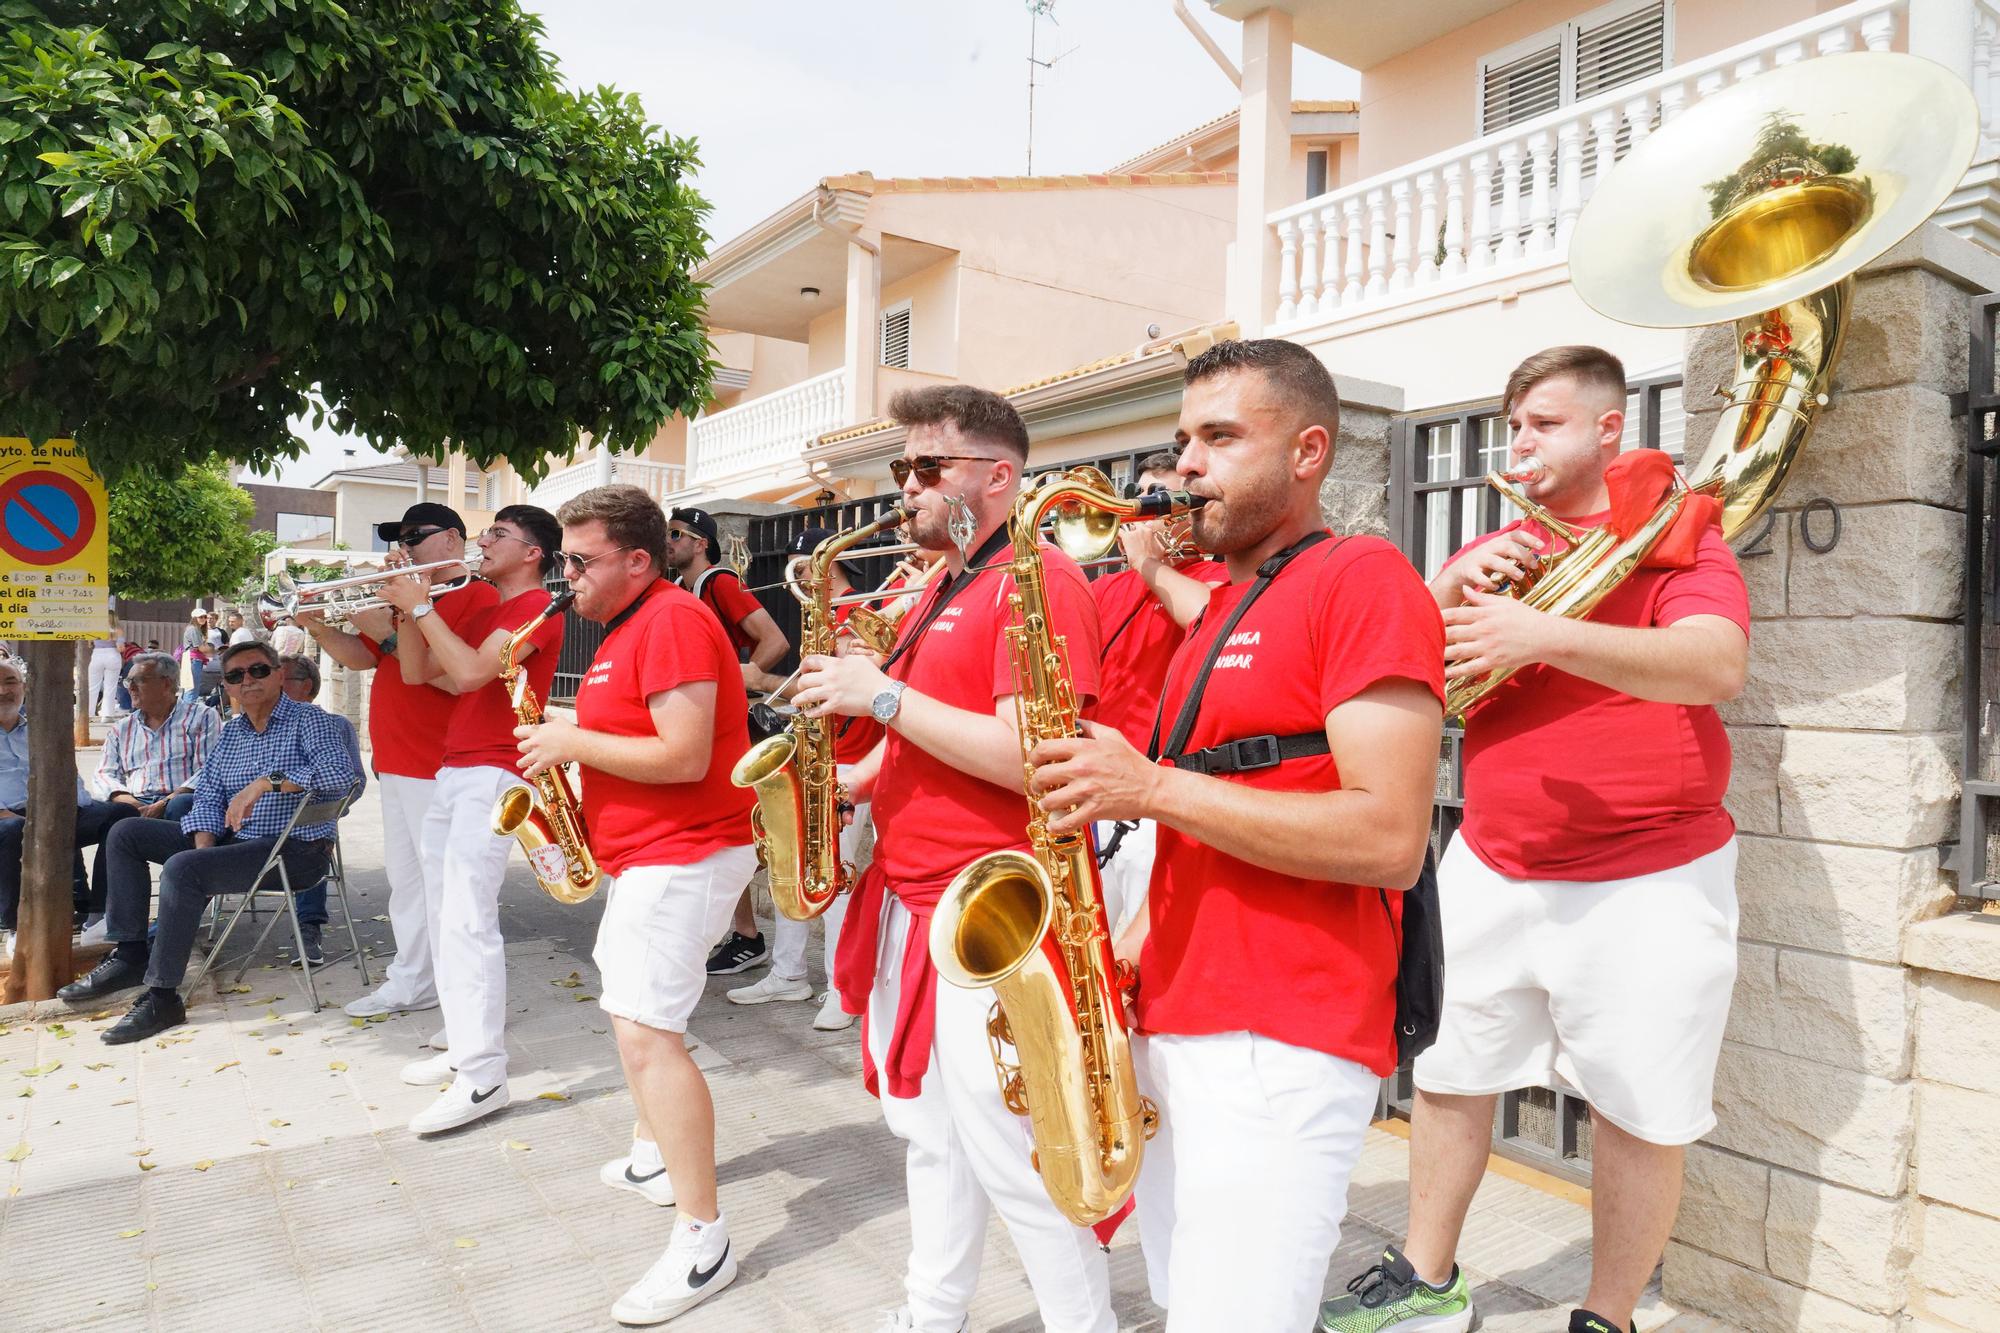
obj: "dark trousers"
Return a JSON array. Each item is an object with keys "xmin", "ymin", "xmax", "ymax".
[
  {"xmin": 0, "ymin": 799, "xmax": 139, "ymax": 929},
  {"xmin": 101, "ymin": 816, "xmax": 330, "ymax": 990}
]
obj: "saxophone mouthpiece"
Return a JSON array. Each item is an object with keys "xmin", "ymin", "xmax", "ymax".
[
  {"xmin": 546, "ymin": 589, "xmax": 578, "ymax": 616},
  {"xmin": 1133, "ymin": 489, "xmax": 1210, "ymax": 519},
  {"xmin": 1500, "ymin": 459, "xmax": 1546, "ymax": 485}
]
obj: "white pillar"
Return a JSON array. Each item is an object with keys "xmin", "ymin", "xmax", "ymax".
[
  {"xmin": 843, "ymin": 227, "xmax": 882, "ymax": 427},
  {"xmin": 1226, "ymin": 7, "xmax": 1294, "ymax": 336},
  {"xmin": 1909, "ymin": 0, "xmax": 1975, "ymax": 84}
]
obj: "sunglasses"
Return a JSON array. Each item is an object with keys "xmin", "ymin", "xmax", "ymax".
[
  {"xmin": 398, "ymin": 525, "xmax": 450, "ymax": 548},
  {"xmin": 557, "ymin": 546, "xmax": 636, "ymax": 578},
  {"xmin": 888, "ymin": 454, "xmax": 1001, "ymax": 487},
  {"xmin": 222, "ymin": 663, "xmax": 275, "ymax": 685}
]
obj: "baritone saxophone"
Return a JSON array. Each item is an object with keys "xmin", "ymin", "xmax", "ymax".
[
  {"xmin": 928, "ymin": 466, "xmax": 1206, "ymax": 1226},
  {"xmin": 489, "ymin": 590, "xmax": 601, "ymax": 904}
]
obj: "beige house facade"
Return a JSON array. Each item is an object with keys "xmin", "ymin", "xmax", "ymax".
[{"xmin": 1196, "ymin": 2, "xmax": 2000, "ymax": 1331}]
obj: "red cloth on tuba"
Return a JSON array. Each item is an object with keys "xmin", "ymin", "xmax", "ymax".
[{"xmin": 1602, "ymin": 449, "xmax": 1722, "ymax": 568}]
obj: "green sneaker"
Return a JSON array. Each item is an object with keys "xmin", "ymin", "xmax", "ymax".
[{"xmin": 1318, "ymin": 1245, "xmax": 1473, "ymax": 1332}]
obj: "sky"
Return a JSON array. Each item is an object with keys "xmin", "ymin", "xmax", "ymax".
[{"xmin": 253, "ymin": 1, "xmax": 1357, "ymax": 488}]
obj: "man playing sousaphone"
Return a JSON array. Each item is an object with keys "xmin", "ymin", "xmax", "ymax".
[{"xmin": 1320, "ymin": 346, "xmax": 1749, "ymax": 1333}]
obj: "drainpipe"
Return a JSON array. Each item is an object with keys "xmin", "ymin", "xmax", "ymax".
[
  {"xmin": 1173, "ymin": 0, "xmax": 1241, "ymax": 90},
  {"xmin": 812, "ymin": 189, "xmax": 881, "ymax": 448}
]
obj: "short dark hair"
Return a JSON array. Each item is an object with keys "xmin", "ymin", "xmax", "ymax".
[
  {"xmin": 557, "ymin": 484, "xmax": 668, "ymax": 572},
  {"xmin": 1501, "ymin": 345, "xmax": 1627, "ymax": 417},
  {"xmin": 220, "ymin": 640, "xmax": 277, "ymax": 673},
  {"xmin": 279, "ymin": 653, "xmax": 321, "ymax": 698},
  {"xmin": 1185, "ymin": 339, "xmax": 1341, "ymax": 440},
  {"xmin": 1137, "ymin": 447, "xmax": 1181, "ymax": 478},
  {"xmin": 495, "ymin": 504, "xmax": 563, "ymax": 579},
  {"xmin": 888, "ymin": 384, "xmax": 1030, "ymax": 461}
]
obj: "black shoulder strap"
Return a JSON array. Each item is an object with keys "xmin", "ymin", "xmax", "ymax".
[{"xmin": 1147, "ymin": 531, "xmax": 1342, "ymax": 769}]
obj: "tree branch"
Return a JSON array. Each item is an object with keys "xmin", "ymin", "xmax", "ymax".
[{"xmin": 216, "ymin": 350, "xmax": 282, "ymax": 395}]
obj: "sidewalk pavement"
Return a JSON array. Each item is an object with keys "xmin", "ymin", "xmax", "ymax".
[{"xmin": 0, "ymin": 767, "xmax": 1738, "ymax": 1332}]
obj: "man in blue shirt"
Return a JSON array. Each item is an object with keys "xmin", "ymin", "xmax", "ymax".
[
  {"xmin": 61, "ymin": 642, "xmax": 361, "ymax": 1043},
  {"xmin": 0, "ymin": 656, "xmax": 133, "ymax": 952}
]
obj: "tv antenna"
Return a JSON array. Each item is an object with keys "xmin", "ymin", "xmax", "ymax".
[{"xmin": 1026, "ymin": 0, "xmax": 1079, "ymax": 175}]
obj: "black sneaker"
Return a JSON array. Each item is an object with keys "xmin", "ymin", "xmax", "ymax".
[
  {"xmin": 704, "ymin": 931, "xmax": 769, "ymax": 976},
  {"xmin": 290, "ymin": 924, "xmax": 325, "ymax": 968},
  {"xmin": 1569, "ymin": 1311, "xmax": 1624, "ymax": 1333},
  {"xmin": 102, "ymin": 989, "xmax": 187, "ymax": 1045},
  {"xmin": 59, "ymin": 953, "xmax": 149, "ymax": 1004}
]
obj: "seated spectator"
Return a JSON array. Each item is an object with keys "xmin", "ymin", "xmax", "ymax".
[
  {"xmin": 60, "ymin": 642, "xmax": 361, "ymax": 1042},
  {"xmin": 0, "ymin": 657, "xmax": 134, "ymax": 956},
  {"xmin": 275, "ymin": 653, "xmax": 366, "ymax": 966},
  {"xmin": 270, "ymin": 615, "xmax": 309, "ymax": 660}
]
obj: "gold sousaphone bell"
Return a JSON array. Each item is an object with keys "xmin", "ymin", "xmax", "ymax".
[{"xmin": 1448, "ymin": 52, "xmax": 1978, "ymax": 720}]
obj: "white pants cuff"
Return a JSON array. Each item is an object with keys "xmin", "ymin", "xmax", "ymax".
[{"xmin": 421, "ymin": 765, "xmax": 518, "ymax": 1088}]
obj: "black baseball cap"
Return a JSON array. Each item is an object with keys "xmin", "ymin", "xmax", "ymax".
[
  {"xmin": 667, "ymin": 507, "xmax": 721, "ymax": 563},
  {"xmin": 376, "ymin": 502, "xmax": 468, "ymax": 546}
]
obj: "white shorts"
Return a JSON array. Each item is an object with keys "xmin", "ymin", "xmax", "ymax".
[
  {"xmin": 592, "ymin": 843, "xmax": 758, "ymax": 1033},
  {"xmin": 1412, "ymin": 835, "xmax": 1739, "ymax": 1145}
]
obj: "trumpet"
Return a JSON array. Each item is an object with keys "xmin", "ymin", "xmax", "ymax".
[{"xmin": 260, "ymin": 548, "xmax": 481, "ymax": 625}]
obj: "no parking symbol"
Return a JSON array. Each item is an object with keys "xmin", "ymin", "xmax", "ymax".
[{"xmin": 0, "ymin": 438, "xmax": 109, "ymax": 640}]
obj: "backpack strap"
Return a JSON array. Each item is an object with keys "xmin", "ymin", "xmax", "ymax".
[{"xmin": 1147, "ymin": 531, "xmax": 1341, "ymax": 765}]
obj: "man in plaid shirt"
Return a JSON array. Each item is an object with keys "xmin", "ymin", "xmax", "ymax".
[{"xmin": 62, "ymin": 642, "xmax": 361, "ymax": 1043}]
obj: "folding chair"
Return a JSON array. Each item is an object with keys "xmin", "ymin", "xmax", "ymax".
[{"xmin": 184, "ymin": 779, "xmax": 367, "ymax": 1012}]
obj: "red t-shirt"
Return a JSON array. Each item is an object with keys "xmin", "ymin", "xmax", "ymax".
[
  {"xmin": 574, "ymin": 580, "xmax": 754, "ymax": 874},
  {"xmin": 872, "ymin": 547, "xmax": 1101, "ymax": 891},
  {"xmin": 1138, "ymin": 535, "xmax": 1445, "ymax": 1078},
  {"xmin": 691, "ymin": 567, "xmax": 764, "ymax": 657},
  {"xmin": 362, "ymin": 579, "xmax": 500, "ymax": 779},
  {"xmin": 1090, "ymin": 558, "xmax": 1232, "ymax": 747},
  {"xmin": 440, "ymin": 588, "xmax": 564, "ymax": 771},
  {"xmin": 831, "ymin": 602, "xmax": 885, "ymax": 766},
  {"xmin": 1454, "ymin": 513, "xmax": 1749, "ymax": 881}
]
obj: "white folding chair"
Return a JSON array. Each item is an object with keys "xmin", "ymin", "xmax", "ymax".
[{"xmin": 184, "ymin": 780, "xmax": 364, "ymax": 1012}]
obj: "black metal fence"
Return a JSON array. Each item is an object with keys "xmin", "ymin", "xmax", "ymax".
[{"xmin": 1956, "ymin": 293, "xmax": 2000, "ymax": 901}]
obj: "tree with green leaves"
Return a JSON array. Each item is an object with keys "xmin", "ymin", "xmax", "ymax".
[
  {"xmin": 109, "ymin": 460, "xmax": 272, "ymax": 601},
  {"xmin": 0, "ymin": 0, "xmax": 714, "ymax": 999}
]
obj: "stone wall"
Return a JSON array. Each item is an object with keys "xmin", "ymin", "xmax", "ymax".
[
  {"xmin": 1664, "ymin": 226, "xmax": 2000, "ymax": 1331},
  {"xmin": 1319, "ymin": 371, "xmax": 1404, "ymax": 536}
]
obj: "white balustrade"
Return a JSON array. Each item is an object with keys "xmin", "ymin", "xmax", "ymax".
[
  {"xmin": 1265, "ymin": 0, "xmax": 1941, "ymax": 331},
  {"xmin": 1978, "ymin": 0, "xmax": 2000, "ymax": 158},
  {"xmin": 610, "ymin": 458, "xmax": 687, "ymax": 501},
  {"xmin": 687, "ymin": 369, "xmax": 848, "ymax": 488},
  {"xmin": 523, "ymin": 458, "xmax": 604, "ymax": 512}
]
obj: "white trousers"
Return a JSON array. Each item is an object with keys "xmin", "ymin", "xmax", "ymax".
[
  {"xmin": 420, "ymin": 765, "xmax": 517, "ymax": 1089},
  {"xmin": 1093, "ymin": 819, "xmax": 1156, "ymax": 942},
  {"xmin": 376, "ymin": 773, "xmax": 439, "ymax": 1006},
  {"xmin": 770, "ymin": 799, "xmax": 867, "ymax": 982},
  {"xmin": 867, "ymin": 896, "xmax": 1115, "ymax": 1333},
  {"xmin": 88, "ymin": 653, "xmax": 120, "ymax": 717},
  {"xmin": 1134, "ymin": 1031, "xmax": 1378, "ymax": 1332}
]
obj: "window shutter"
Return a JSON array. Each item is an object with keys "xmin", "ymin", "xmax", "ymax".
[
  {"xmin": 1481, "ymin": 41, "xmax": 1563, "ymax": 135},
  {"xmin": 1575, "ymin": 2, "xmax": 1667, "ymax": 102},
  {"xmin": 879, "ymin": 304, "xmax": 911, "ymax": 370}
]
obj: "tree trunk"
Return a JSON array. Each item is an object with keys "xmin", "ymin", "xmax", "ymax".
[
  {"xmin": 3, "ymin": 640, "xmax": 78, "ymax": 1002},
  {"xmin": 71, "ymin": 638, "xmax": 90, "ymax": 745}
]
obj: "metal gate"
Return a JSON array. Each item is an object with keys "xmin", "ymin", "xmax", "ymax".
[{"xmin": 1955, "ymin": 291, "xmax": 2000, "ymax": 900}]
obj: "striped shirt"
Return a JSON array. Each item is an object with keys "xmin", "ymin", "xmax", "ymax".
[
  {"xmin": 181, "ymin": 694, "xmax": 360, "ymax": 842},
  {"xmin": 96, "ymin": 697, "xmax": 220, "ymax": 801}
]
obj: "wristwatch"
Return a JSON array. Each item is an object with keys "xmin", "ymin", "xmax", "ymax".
[
  {"xmin": 409, "ymin": 602, "xmax": 435, "ymax": 622},
  {"xmin": 870, "ymin": 680, "xmax": 908, "ymax": 724},
  {"xmin": 265, "ymin": 770, "xmax": 287, "ymax": 790}
]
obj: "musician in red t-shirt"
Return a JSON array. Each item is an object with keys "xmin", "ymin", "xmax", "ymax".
[
  {"xmin": 508, "ymin": 484, "xmax": 755, "ymax": 1326},
  {"xmin": 794, "ymin": 385, "xmax": 1116, "ymax": 1333},
  {"xmin": 299, "ymin": 503, "xmax": 499, "ymax": 1021},
  {"xmin": 379, "ymin": 504, "xmax": 565, "ymax": 1137},
  {"xmin": 1029, "ymin": 341, "xmax": 1445, "ymax": 1333},
  {"xmin": 724, "ymin": 525, "xmax": 883, "ymax": 1033},
  {"xmin": 665, "ymin": 505, "xmax": 791, "ymax": 977},
  {"xmin": 1088, "ymin": 447, "xmax": 1230, "ymax": 937},
  {"xmin": 1326, "ymin": 347, "xmax": 1750, "ymax": 1333}
]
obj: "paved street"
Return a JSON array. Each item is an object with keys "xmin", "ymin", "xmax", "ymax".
[{"xmin": 0, "ymin": 773, "xmax": 1729, "ymax": 1332}]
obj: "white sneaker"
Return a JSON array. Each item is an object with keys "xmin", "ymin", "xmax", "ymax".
[
  {"xmin": 872, "ymin": 1309, "xmax": 967, "ymax": 1333},
  {"xmin": 1, "ymin": 930, "xmax": 13, "ymax": 964},
  {"xmin": 400, "ymin": 1050, "xmax": 456, "ymax": 1086},
  {"xmin": 812, "ymin": 991, "xmax": 855, "ymax": 1031},
  {"xmin": 77, "ymin": 917, "xmax": 108, "ymax": 947},
  {"xmin": 425, "ymin": 1027, "xmax": 448, "ymax": 1051},
  {"xmin": 725, "ymin": 973, "xmax": 812, "ymax": 1006},
  {"xmin": 408, "ymin": 1078, "xmax": 509, "ymax": 1135},
  {"xmin": 344, "ymin": 989, "xmax": 437, "ymax": 1019},
  {"xmin": 611, "ymin": 1213, "xmax": 736, "ymax": 1325},
  {"xmin": 600, "ymin": 1152, "xmax": 676, "ymax": 1206}
]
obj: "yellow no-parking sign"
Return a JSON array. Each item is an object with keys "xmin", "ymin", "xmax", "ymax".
[{"xmin": 0, "ymin": 437, "xmax": 110, "ymax": 639}]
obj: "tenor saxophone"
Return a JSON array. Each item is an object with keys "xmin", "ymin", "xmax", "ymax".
[
  {"xmin": 488, "ymin": 590, "xmax": 601, "ymax": 904},
  {"xmin": 731, "ymin": 505, "xmax": 914, "ymax": 921},
  {"xmin": 928, "ymin": 466, "xmax": 1204, "ymax": 1226}
]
